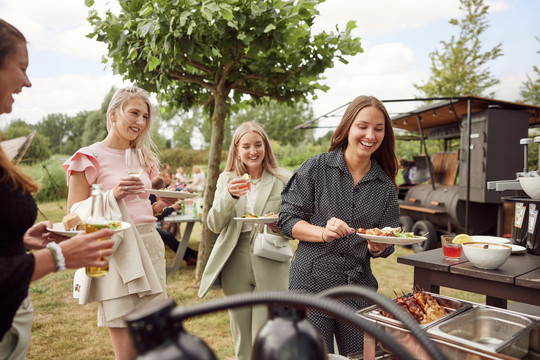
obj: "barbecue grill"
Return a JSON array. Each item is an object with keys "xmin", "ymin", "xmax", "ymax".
[{"xmin": 392, "ymin": 97, "xmax": 540, "ymax": 252}]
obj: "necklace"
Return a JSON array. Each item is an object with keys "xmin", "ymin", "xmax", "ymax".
[
  {"xmin": 345, "ymin": 158, "xmax": 370, "ymax": 177},
  {"xmin": 250, "ymin": 177, "xmax": 262, "ymax": 185}
]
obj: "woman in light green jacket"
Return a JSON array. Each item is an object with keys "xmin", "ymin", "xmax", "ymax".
[{"xmin": 198, "ymin": 122, "xmax": 291, "ymax": 360}]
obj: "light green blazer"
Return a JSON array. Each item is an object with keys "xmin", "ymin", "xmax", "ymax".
[{"xmin": 198, "ymin": 168, "xmax": 291, "ymax": 298}]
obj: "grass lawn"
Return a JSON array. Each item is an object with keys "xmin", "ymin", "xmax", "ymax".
[{"xmin": 27, "ymin": 201, "xmax": 484, "ymax": 359}]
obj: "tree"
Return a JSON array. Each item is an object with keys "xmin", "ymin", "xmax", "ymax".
[
  {"xmin": 231, "ymin": 100, "xmax": 315, "ymax": 147},
  {"xmin": 63, "ymin": 111, "xmax": 91, "ymax": 155},
  {"xmin": 414, "ymin": 0, "xmax": 502, "ymax": 98},
  {"xmin": 519, "ymin": 37, "xmax": 540, "ymax": 106},
  {"xmin": 87, "ymin": 0, "xmax": 362, "ymax": 278},
  {"xmin": 36, "ymin": 113, "xmax": 68, "ymax": 154}
]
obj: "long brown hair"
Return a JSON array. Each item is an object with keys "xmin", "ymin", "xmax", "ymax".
[
  {"xmin": 329, "ymin": 95, "xmax": 398, "ymax": 187},
  {"xmin": 0, "ymin": 19, "xmax": 25, "ymax": 67},
  {"xmin": 225, "ymin": 122, "xmax": 286, "ymax": 184},
  {"xmin": 0, "ymin": 20, "xmax": 38, "ymax": 194}
]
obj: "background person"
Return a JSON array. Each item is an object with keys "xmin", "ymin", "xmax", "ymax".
[
  {"xmin": 186, "ymin": 165, "xmax": 206, "ymax": 192},
  {"xmin": 174, "ymin": 166, "xmax": 188, "ymax": 188},
  {"xmin": 150, "ymin": 176, "xmax": 198, "ymax": 266},
  {"xmin": 199, "ymin": 122, "xmax": 291, "ymax": 360},
  {"xmin": 64, "ymin": 86, "xmax": 175, "ymax": 360},
  {"xmin": 277, "ymin": 95, "xmax": 399, "ymax": 356},
  {"xmin": 0, "ymin": 18, "xmax": 115, "ymax": 360}
]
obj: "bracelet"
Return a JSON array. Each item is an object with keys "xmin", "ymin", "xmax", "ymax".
[
  {"xmin": 371, "ymin": 249, "xmax": 384, "ymax": 257},
  {"xmin": 321, "ymin": 229, "xmax": 329, "ymax": 243},
  {"xmin": 46, "ymin": 242, "xmax": 66, "ymax": 271},
  {"xmin": 152, "ymin": 202, "xmax": 164, "ymax": 216}
]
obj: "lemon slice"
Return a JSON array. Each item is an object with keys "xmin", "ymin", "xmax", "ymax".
[
  {"xmin": 243, "ymin": 173, "xmax": 250, "ymax": 181},
  {"xmin": 453, "ymin": 234, "xmax": 473, "ymax": 244}
]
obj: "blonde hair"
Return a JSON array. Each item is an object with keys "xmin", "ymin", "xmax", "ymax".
[
  {"xmin": 106, "ymin": 86, "xmax": 160, "ymax": 171},
  {"xmin": 225, "ymin": 122, "xmax": 286, "ymax": 184}
]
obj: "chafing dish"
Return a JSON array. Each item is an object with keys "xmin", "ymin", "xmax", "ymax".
[
  {"xmin": 428, "ymin": 307, "xmax": 538, "ymax": 358},
  {"xmin": 357, "ymin": 292, "xmax": 472, "ymax": 331}
]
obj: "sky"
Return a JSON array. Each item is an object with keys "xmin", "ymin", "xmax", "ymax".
[{"xmin": 1, "ymin": 0, "xmax": 539, "ymax": 139}]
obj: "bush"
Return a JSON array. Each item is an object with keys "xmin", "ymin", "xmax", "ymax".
[{"xmin": 23, "ymin": 156, "xmax": 69, "ymax": 203}]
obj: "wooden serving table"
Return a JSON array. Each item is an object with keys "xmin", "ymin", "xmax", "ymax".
[
  {"xmin": 397, "ymin": 248, "xmax": 540, "ymax": 308},
  {"xmin": 162, "ymin": 214, "xmax": 201, "ymax": 273}
]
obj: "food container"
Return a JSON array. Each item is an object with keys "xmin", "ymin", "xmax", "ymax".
[
  {"xmin": 428, "ymin": 307, "xmax": 538, "ymax": 358},
  {"xmin": 357, "ymin": 292, "xmax": 472, "ymax": 331},
  {"xmin": 462, "ymin": 242, "xmax": 512, "ymax": 269},
  {"xmin": 518, "ymin": 177, "xmax": 540, "ymax": 200}
]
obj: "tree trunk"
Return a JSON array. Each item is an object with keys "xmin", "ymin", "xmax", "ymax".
[{"xmin": 195, "ymin": 95, "xmax": 228, "ymax": 279}]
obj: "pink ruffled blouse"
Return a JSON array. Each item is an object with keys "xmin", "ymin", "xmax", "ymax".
[{"xmin": 63, "ymin": 142, "xmax": 159, "ymax": 224}]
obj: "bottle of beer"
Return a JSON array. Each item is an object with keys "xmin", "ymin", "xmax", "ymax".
[
  {"xmin": 192, "ymin": 200, "xmax": 198, "ymax": 219},
  {"xmin": 85, "ymin": 184, "xmax": 111, "ymax": 277}
]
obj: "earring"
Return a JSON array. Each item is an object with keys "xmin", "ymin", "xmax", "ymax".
[{"xmin": 112, "ymin": 122, "xmax": 116, "ymax": 127}]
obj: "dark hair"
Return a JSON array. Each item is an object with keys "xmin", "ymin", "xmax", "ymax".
[
  {"xmin": 0, "ymin": 19, "xmax": 26, "ymax": 68},
  {"xmin": 152, "ymin": 176, "xmax": 165, "ymax": 190},
  {"xmin": 328, "ymin": 95, "xmax": 398, "ymax": 187},
  {"xmin": 0, "ymin": 20, "xmax": 37, "ymax": 194}
]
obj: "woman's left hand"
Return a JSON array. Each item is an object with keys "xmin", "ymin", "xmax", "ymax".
[
  {"xmin": 366, "ymin": 239, "xmax": 388, "ymax": 256},
  {"xmin": 113, "ymin": 176, "xmax": 145, "ymax": 200},
  {"xmin": 267, "ymin": 222, "xmax": 281, "ymax": 233},
  {"xmin": 23, "ymin": 221, "xmax": 67, "ymax": 250}
]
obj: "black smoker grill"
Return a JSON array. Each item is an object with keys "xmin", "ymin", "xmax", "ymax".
[{"xmin": 392, "ymin": 97, "xmax": 540, "ymax": 252}]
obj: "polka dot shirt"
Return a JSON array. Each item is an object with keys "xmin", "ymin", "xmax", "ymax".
[{"xmin": 277, "ymin": 148, "xmax": 399, "ymax": 304}]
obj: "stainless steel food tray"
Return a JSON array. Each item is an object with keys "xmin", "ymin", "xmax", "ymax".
[
  {"xmin": 428, "ymin": 307, "xmax": 538, "ymax": 358},
  {"xmin": 356, "ymin": 292, "xmax": 473, "ymax": 331}
]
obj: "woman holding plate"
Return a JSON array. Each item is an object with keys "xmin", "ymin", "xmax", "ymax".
[
  {"xmin": 199, "ymin": 122, "xmax": 291, "ymax": 360},
  {"xmin": 64, "ymin": 86, "xmax": 175, "ymax": 360},
  {"xmin": 277, "ymin": 95, "xmax": 399, "ymax": 357},
  {"xmin": 0, "ymin": 19, "xmax": 115, "ymax": 360}
]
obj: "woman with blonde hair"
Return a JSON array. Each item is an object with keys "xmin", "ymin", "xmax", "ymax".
[
  {"xmin": 64, "ymin": 86, "xmax": 175, "ymax": 360},
  {"xmin": 199, "ymin": 121, "xmax": 291, "ymax": 360},
  {"xmin": 277, "ymin": 95, "xmax": 399, "ymax": 356},
  {"xmin": 0, "ymin": 18, "xmax": 115, "ymax": 360}
]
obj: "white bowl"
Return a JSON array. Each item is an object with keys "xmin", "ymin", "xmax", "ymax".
[
  {"xmin": 462, "ymin": 242, "xmax": 512, "ymax": 270},
  {"xmin": 470, "ymin": 235, "xmax": 510, "ymax": 244},
  {"xmin": 518, "ymin": 177, "xmax": 540, "ymax": 199}
]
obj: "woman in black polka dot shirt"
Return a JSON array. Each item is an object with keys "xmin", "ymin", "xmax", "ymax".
[{"xmin": 277, "ymin": 95, "xmax": 399, "ymax": 356}]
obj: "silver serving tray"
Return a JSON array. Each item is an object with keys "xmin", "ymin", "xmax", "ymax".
[
  {"xmin": 356, "ymin": 292, "xmax": 473, "ymax": 331},
  {"xmin": 428, "ymin": 307, "xmax": 538, "ymax": 358}
]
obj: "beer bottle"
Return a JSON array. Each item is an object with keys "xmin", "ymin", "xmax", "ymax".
[
  {"xmin": 85, "ymin": 184, "xmax": 111, "ymax": 277},
  {"xmin": 193, "ymin": 200, "xmax": 198, "ymax": 219}
]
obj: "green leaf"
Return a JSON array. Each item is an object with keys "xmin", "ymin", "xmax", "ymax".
[
  {"xmin": 148, "ymin": 56, "xmax": 160, "ymax": 71},
  {"xmin": 140, "ymin": 4, "xmax": 154, "ymax": 16},
  {"xmin": 264, "ymin": 24, "xmax": 276, "ymax": 33}
]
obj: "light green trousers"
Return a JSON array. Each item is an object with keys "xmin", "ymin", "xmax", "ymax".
[
  {"xmin": 221, "ymin": 232, "xmax": 288, "ymax": 360},
  {"xmin": 0, "ymin": 296, "xmax": 33, "ymax": 360}
]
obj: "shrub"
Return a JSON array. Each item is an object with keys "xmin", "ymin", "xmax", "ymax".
[{"xmin": 24, "ymin": 156, "xmax": 69, "ymax": 203}]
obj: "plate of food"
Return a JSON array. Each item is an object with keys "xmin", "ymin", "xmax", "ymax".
[
  {"xmin": 234, "ymin": 212, "xmax": 279, "ymax": 224},
  {"xmin": 47, "ymin": 214, "xmax": 131, "ymax": 237},
  {"xmin": 147, "ymin": 189, "xmax": 198, "ymax": 199},
  {"xmin": 356, "ymin": 227, "xmax": 427, "ymax": 245}
]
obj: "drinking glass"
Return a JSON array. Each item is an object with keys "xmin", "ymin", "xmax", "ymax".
[
  {"xmin": 441, "ymin": 235, "xmax": 462, "ymax": 260},
  {"xmin": 126, "ymin": 148, "xmax": 143, "ymax": 201}
]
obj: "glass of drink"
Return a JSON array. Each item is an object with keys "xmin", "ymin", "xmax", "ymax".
[
  {"xmin": 85, "ymin": 222, "xmax": 111, "ymax": 277},
  {"xmin": 85, "ymin": 184, "xmax": 110, "ymax": 277},
  {"xmin": 126, "ymin": 148, "xmax": 144, "ymax": 201},
  {"xmin": 441, "ymin": 235, "xmax": 462, "ymax": 260}
]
